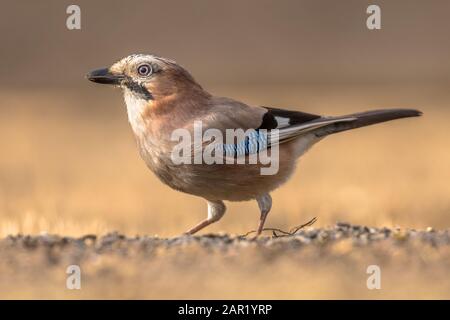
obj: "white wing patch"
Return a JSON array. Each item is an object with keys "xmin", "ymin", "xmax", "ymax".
[{"xmin": 274, "ymin": 116, "xmax": 291, "ymax": 128}]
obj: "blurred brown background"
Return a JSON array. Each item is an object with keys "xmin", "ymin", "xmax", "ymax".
[
  {"xmin": 0, "ymin": 0, "xmax": 450, "ymax": 299},
  {"xmin": 1, "ymin": 0, "xmax": 450, "ymax": 87}
]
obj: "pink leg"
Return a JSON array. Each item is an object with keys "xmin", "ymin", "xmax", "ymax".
[
  {"xmin": 184, "ymin": 200, "xmax": 226, "ymax": 235},
  {"xmin": 255, "ymin": 194, "xmax": 272, "ymax": 236}
]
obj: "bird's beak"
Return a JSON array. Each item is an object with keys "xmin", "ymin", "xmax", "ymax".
[{"xmin": 86, "ymin": 68, "xmax": 123, "ymax": 85}]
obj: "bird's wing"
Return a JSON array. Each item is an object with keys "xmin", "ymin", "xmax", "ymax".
[{"xmin": 189, "ymin": 98, "xmax": 357, "ymax": 158}]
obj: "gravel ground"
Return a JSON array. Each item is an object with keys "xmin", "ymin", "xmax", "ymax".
[
  {"xmin": 1, "ymin": 223, "xmax": 450, "ymax": 299},
  {"xmin": 2, "ymin": 222, "xmax": 449, "ymax": 256}
]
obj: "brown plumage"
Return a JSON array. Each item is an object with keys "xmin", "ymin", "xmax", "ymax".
[{"xmin": 87, "ymin": 54, "xmax": 422, "ymax": 236}]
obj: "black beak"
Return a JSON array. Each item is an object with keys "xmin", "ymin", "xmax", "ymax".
[{"xmin": 86, "ymin": 68, "xmax": 123, "ymax": 85}]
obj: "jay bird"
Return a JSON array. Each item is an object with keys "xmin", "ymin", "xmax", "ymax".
[{"xmin": 87, "ymin": 54, "xmax": 422, "ymax": 236}]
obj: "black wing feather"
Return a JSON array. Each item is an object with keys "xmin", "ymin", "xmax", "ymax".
[{"xmin": 257, "ymin": 107, "xmax": 321, "ymax": 129}]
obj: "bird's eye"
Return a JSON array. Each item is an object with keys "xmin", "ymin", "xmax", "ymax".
[{"xmin": 137, "ymin": 64, "xmax": 153, "ymax": 76}]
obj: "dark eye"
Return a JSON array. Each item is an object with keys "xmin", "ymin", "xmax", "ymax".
[{"xmin": 137, "ymin": 64, "xmax": 152, "ymax": 76}]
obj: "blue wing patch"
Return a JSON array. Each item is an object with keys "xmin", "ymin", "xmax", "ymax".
[{"xmin": 222, "ymin": 130, "xmax": 269, "ymax": 157}]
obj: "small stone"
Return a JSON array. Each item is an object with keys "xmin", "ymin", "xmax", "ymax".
[
  {"xmin": 336, "ymin": 222, "xmax": 351, "ymax": 228},
  {"xmin": 393, "ymin": 229, "xmax": 409, "ymax": 241}
]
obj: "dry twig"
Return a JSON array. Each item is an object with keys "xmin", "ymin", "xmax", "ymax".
[{"xmin": 240, "ymin": 217, "xmax": 318, "ymax": 239}]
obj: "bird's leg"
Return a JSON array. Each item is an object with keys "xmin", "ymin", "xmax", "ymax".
[
  {"xmin": 255, "ymin": 193, "xmax": 272, "ymax": 236},
  {"xmin": 185, "ymin": 200, "xmax": 226, "ymax": 235}
]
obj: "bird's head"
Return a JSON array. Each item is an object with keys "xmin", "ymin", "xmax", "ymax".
[{"xmin": 87, "ymin": 54, "xmax": 206, "ymax": 102}]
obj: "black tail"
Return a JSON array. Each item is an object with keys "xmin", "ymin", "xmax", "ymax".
[{"xmin": 315, "ymin": 109, "xmax": 422, "ymax": 137}]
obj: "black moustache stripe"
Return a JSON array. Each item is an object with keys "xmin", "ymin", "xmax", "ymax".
[{"xmin": 124, "ymin": 80, "xmax": 153, "ymax": 100}]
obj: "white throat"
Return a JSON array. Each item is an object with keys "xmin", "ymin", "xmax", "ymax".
[{"xmin": 123, "ymin": 89, "xmax": 149, "ymax": 137}]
